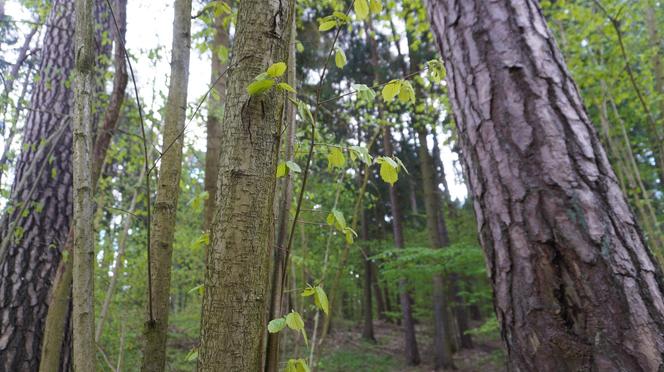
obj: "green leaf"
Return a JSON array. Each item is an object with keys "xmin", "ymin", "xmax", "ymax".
[
  {"xmin": 349, "ymin": 145, "xmax": 373, "ymax": 164},
  {"xmin": 285, "ymin": 160, "xmax": 301, "ymax": 173},
  {"xmin": 377, "ymin": 157, "xmax": 399, "ymax": 185},
  {"xmin": 268, "ymin": 317, "xmax": 287, "ymax": 333},
  {"xmin": 399, "ymin": 80, "xmax": 415, "ymax": 103},
  {"xmin": 355, "ymin": 0, "xmax": 369, "ymax": 20},
  {"xmin": 381, "ymin": 80, "xmax": 401, "ymax": 102},
  {"xmin": 335, "ymin": 48, "xmax": 347, "ymax": 68},
  {"xmin": 276, "ymin": 162, "xmax": 287, "ymax": 178},
  {"xmin": 302, "ymin": 286, "xmax": 316, "ymax": 297},
  {"xmin": 327, "ymin": 147, "xmax": 345, "ymax": 169},
  {"xmin": 427, "ymin": 59, "xmax": 446, "ymax": 83},
  {"xmin": 286, "ymin": 311, "xmax": 305, "ymax": 331},
  {"xmin": 296, "ymin": 359, "xmax": 311, "ymax": 372},
  {"xmin": 333, "ymin": 11, "xmax": 350, "ymax": 23},
  {"xmin": 332, "ymin": 208, "xmax": 347, "ymax": 230},
  {"xmin": 314, "ymin": 286, "xmax": 329, "ymax": 315},
  {"xmin": 319, "ymin": 20, "xmax": 337, "ymax": 32},
  {"xmin": 286, "ymin": 360, "xmax": 297, "ymax": 372},
  {"xmin": 370, "ymin": 0, "xmax": 382, "ymax": 13},
  {"xmin": 353, "ymin": 84, "xmax": 376, "ymax": 102},
  {"xmin": 326, "ymin": 213, "xmax": 335, "ymax": 226},
  {"xmin": 277, "ymin": 82, "xmax": 296, "ymax": 93},
  {"xmin": 247, "ymin": 79, "xmax": 275, "ymax": 95},
  {"xmin": 266, "ymin": 62, "xmax": 287, "ymax": 77},
  {"xmin": 185, "ymin": 349, "xmax": 198, "ymax": 362},
  {"xmin": 393, "ymin": 156, "xmax": 409, "ymax": 174},
  {"xmin": 344, "ymin": 228, "xmax": 357, "ymax": 244}
]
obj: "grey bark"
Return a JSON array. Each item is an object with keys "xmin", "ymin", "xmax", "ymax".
[{"xmin": 141, "ymin": 0, "xmax": 192, "ymax": 370}]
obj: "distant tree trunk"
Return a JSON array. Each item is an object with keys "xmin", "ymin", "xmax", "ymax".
[
  {"xmin": 361, "ymin": 209, "xmax": 376, "ymax": 342},
  {"xmin": 371, "ymin": 262, "xmax": 387, "ymax": 320},
  {"xmin": 0, "ymin": 2, "xmax": 75, "ymax": 370},
  {"xmin": 265, "ymin": 11, "xmax": 297, "ymax": 372},
  {"xmin": 197, "ymin": 0, "xmax": 294, "ymax": 369},
  {"xmin": 203, "ymin": 3, "xmax": 230, "ymax": 231},
  {"xmin": 141, "ymin": 0, "xmax": 191, "ymax": 370},
  {"xmin": 72, "ymin": 0, "xmax": 96, "ymax": 369},
  {"xmin": 416, "ymin": 125, "xmax": 457, "ymax": 368},
  {"xmin": 427, "ymin": 1, "xmax": 664, "ymax": 370}
]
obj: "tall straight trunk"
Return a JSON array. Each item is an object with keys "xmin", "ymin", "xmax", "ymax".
[
  {"xmin": 197, "ymin": 0, "xmax": 293, "ymax": 369},
  {"xmin": 0, "ymin": 2, "xmax": 76, "ymax": 370},
  {"xmin": 141, "ymin": 0, "xmax": 191, "ymax": 370},
  {"xmin": 72, "ymin": 0, "xmax": 95, "ymax": 369},
  {"xmin": 416, "ymin": 125, "xmax": 456, "ymax": 368},
  {"xmin": 385, "ymin": 127, "xmax": 421, "ymax": 366},
  {"xmin": 361, "ymin": 209, "xmax": 375, "ymax": 342},
  {"xmin": 370, "ymin": 262, "xmax": 387, "ymax": 320},
  {"xmin": 203, "ymin": 4, "xmax": 230, "ymax": 231},
  {"xmin": 427, "ymin": 1, "xmax": 664, "ymax": 370},
  {"xmin": 643, "ymin": 1, "xmax": 664, "ymax": 186},
  {"xmin": 265, "ymin": 11, "xmax": 297, "ymax": 372},
  {"xmin": 39, "ymin": 1, "xmax": 126, "ymax": 369}
]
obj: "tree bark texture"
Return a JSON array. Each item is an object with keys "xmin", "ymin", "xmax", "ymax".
[
  {"xmin": 72, "ymin": 0, "xmax": 96, "ymax": 369},
  {"xmin": 0, "ymin": 2, "xmax": 75, "ymax": 370},
  {"xmin": 141, "ymin": 0, "xmax": 191, "ymax": 370},
  {"xmin": 427, "ymin": 1, "xmax": 664, "ymax": 370},
  {"xmin": 197, "ymin": 0, "xmax": 293, "ymax": 370},
  {"xmin": 203, "ymin": 4, "xmax": 230, "ymax": 232}
]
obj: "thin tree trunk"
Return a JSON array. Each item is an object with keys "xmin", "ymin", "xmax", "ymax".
[
  {"xmin": 361, "ymin": 209, "xmax": 376, "ymax": 342},
  {"xmin": 72, "ymin": 0, "xmax": 96, "ymax": 369},
  {"xmin": 197, "ymin": 0, "xmax": 294, "ymax": 369},
  {"xmin": 39, "ymin": 1, "xmax": 126, "ymax": 369},
  {"xmin": 265, "ymin": 10, "xmax": 297, "ymax": 371},
  {"xmin": 427, "ymin": 1, "xmax": 664, "ymax": 370},
  {"xmin": 141, "ymin": 0, "xmax": 192, "ymax": 370},
  {"xmin": 370, "ymin": 262, "xmax": 387, "ymax": 320},
  {"xmin": 203, "ymin": 3, "xmax": 230, "ymax": 231}
]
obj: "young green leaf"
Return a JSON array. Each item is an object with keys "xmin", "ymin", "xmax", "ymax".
[
  {"xmin": 286, "ymin": 311, "xmax": 305, "ymax": 331},
  {"xmin": 314, "ymin": 286, "xmax": 329, "ymax": 315},
  {"xmin": 353, "ymin": 84, "xmax": 376, "ymax": 102},
  {"xmin": 276, "ymin": 162, "xmax": 287, "ymax": 178},
  {"xmin": 377, "ymin": 157, "xmax": 399, "ymax": 185},
  {"xmin": 370, "ymin": 0, "xmax": 382, "ymax": 13},
  {"xmin": 354, "ymin": 0, "xmax": 369, "ymax": 20},
  {"xmin": 247, "ymin": 79, "xmax": 275, "ymax": 95},
  {"xmin": 266, "ymin": 62, "xmax": 287, "ymax": 77},
  {"xmin": 277, "ymin": 82, "xmax": 296, "ymax": 93},
  {"xmin": 285, "ymin": 160, "xmax": 301, "ymax": 173},
  {"xmin": 398, "ymin": 80, "xmax": 415, "ymax": 103},
  {"xmin": 335, "ymin": 48, "xmax": 347, "ymax": 69},
  {"xmin": 326, "ymin": 212, "xmax": 335, "ymax": 226},
  {"xmin": 344, "ymin": 227, "xmax": 357, "ymax": 244},
  {"xmin": 267, "ymin": 317, "xmax": 287, "ymax": 333},
  {"xmin": 327, "ymin": 147, "xmax": 345, "ymax": 169},
  {"xmin": 301, "ymin": 286, "xmax": 316, "ymax": 297},
  {"xmin": 319, "ymin": 20, "xmax": 336, "ymax": 32},
  {"xmin": 332, "ymin": 208, "xmax": 347, "ymax": 230},
  {"xmin": 295, "ymin": 359, "xmax": 311, "ymax": 372},
  {"xmin": 381, "ymin": 80, "xmax": 401, "ymax": 102}
]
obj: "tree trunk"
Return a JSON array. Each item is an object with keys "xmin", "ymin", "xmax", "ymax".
[
  {"xmin": 0, "ymin": 2, "xmax": 75, "ymax": 370},
  {"xmin": 361, "ymin": 209, "xmax": 376, "ymax": 342},
  {"xmin": 416, "ymin": 125, "xmax": 456, "ymax": 368},
  {"xmin": 203, "ymin": 3, "xmax": 230, "ymax": 232},
  {"xmin": 197, "ymin": 0, "xmax": 293, "ymax": 369},
  {"xmin": 427, "ymin": 1, "xmax": 664, "ymax": 370},
  {"xmin": 371, "ymin": 262, "xmax": 387, "ymax": 321},
  {"xmin": 72, "ymin": 0, "xmax": 95, "ymax": 369},
  {"xmin": 141, "ymin": 0, "xmax": 191, "ymax": 370}
]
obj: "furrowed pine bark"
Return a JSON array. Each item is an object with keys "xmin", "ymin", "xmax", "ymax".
[
  {"xmin": 141, "ymin": 0, "xmax": 192, "ymax": 370},
  {"xmin": 416, "ymin": 125, "xmax": 456, "ymax": 368},
  {"xmin": 427, "ymin": 0, "xmax": 664, "ymax": 370},
  {"xmin": 72, "ymin": 0, "xmax": 95, "ymax": 369},
  {"xmin": 0, "ymin": 2, "xmax": 76, "ymax": 370},
  {"xmin": 203, "ymin": 3, "xmax": 230, "ymax": 231},
  {"xmin": 197, "ymin": 0, "xmax": 294, "ymax": 369}
]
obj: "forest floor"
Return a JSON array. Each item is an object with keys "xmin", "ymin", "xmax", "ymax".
[{"xmin": 317, "ymin": 319, "xmax": 506, "ymax": 371}]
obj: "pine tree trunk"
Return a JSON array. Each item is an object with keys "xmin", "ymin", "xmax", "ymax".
[
  {"xmin": 416, "ymin": 126, "xmax": 456, "ymax": 368},
  {"xmin": 197, "ymin": 0, "xmax": 293, "ymax": 369},
  {"xmin": 0, "ymin": 2, "xmax": 75, "ymax": 370},
  {"xmin": 141, "ymin": 0, "xmax": 191, "ymax": 370},
  {"xmin": 427, "ymin": 1, "xmax": 664, "ymax": 370},
  {"xmin": 361, "ymin": 209, "xmax": 376, "ymax": 342}
]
